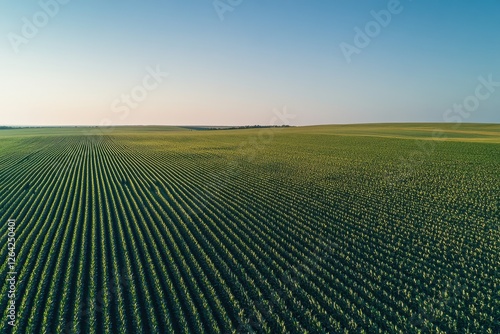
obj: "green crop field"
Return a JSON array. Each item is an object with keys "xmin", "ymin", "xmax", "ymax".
[{"xmin": 0, "ymin": 124, "xmax": 498, "ymax": 333}]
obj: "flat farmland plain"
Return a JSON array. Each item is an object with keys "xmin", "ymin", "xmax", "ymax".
[{"xmin": 0, "ymin": 124, "xmax": 498, "ymax": 333}]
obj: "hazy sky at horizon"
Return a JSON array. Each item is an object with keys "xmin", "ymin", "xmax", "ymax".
[{"xmin": 1, "ymin": 0, "xmax": 499, "ymax": 126}]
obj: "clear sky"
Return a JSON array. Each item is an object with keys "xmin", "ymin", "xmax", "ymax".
[{"xmin": 1, "ymin": 0, "xmax": 499, "ymax": 126}]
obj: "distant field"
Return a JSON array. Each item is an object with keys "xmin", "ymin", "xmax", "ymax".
[
  {"xmin": 295, "ymin": 123, "xmax": 500, "ymax": 143},
  {"xmin": 0, "ymin": 124, "xmax": 498, "ymax": 333}
]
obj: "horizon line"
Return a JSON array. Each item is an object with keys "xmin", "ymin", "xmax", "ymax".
[{"xmin": 1, "ymin": 121, "xmax": 500, "ymax": 128}]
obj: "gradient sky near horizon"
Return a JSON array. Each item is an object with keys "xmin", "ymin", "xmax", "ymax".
[{"xmin": 1, "ymin": 0, "xmax": 499, "ymax": 126}]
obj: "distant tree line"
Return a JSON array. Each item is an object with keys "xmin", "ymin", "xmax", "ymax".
[{"xmin": 205, "ymin": 125, "xmax": 292, "ymax": 130}]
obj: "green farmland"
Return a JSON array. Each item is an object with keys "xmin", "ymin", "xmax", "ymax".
[{"xmin": 0, "ymin": 124, "xmax": 498, "ymax": 333}]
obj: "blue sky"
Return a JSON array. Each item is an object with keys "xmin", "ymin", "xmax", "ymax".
[{"xmin": 1, "ymin": 0, "xmax": 499, "ymax": 126}]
